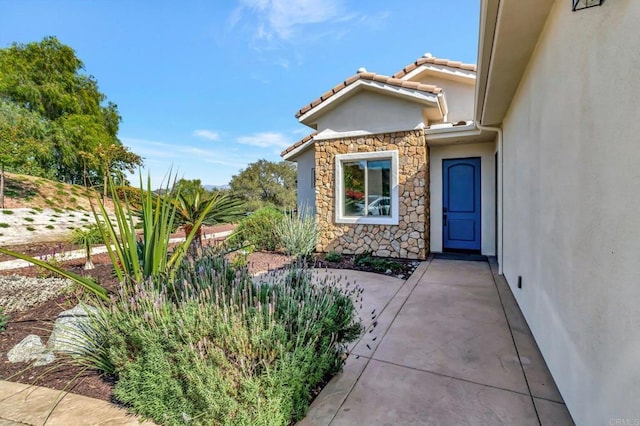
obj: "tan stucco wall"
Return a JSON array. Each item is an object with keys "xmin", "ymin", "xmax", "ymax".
[
  {"xmin": 410, "ymin": 73, "xmax": 475, "ymax": 123},
  {"xmin": 500, "ymin": 1, "xmax": 640, "ymax": 424},
  {"xmin": 315, "ymin": 130, "xmax": 429, "ymax": 259},
  {"xmin": 315, "ymin": 91, "xmax": 427, "ymax": 135}
]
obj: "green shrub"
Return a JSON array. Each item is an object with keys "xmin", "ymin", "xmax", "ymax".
[
  {"xmin": 28, "ymin": 210, "xmax": 38, "ymax": 215},
  {"xmin": 26, "ymin": 226, "xmax": 35, "ymax": 231},
  {"xmin": 325, "ymin": 251, "xmax": 343, "ymax": 262},
  {"xmin": 45, "ymin": 224, "xmax": 55, "ymax": 229},
  {"xmin": 275, "ymin": 210, "xmax": 318, "ymax": 258},
  {"xmin": 0, "ymin": 307, "xmax": 8, "ymax": 332},
  {"xmin": 228, "ymin": 207, "xmax": 284, "ymax": 252},
  {"xmin": 23, "ymin": 217, "xmax": 34, "ymax": 222},
  {"xmin": 76, "ymin": 253, "xmax": 362, "ymax": 425},
  {"xmin": 1, "ymin": 210, "xmax": 14, "ymax": 215},
  {"xmin": 0, "ymin": 223, "xmax": 9, "ymax": 228},
  {"xmin": 354, "ymin": 251, "xmax": 403, "ymax": 273}
]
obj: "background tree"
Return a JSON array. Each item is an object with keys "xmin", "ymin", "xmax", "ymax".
[
  {"xmin": 229, "ymin": 160, "xmax": 296, "ymax": 211},
  {"xmin": 0, "ymin": 36, "xmax": 141, "ymax": 185},
  {"xmin": 0, "ymin": 101, "xmax": 52, "ymax": 208},
  {"xmin": 95, "ymin": 143, "xmax": 143, "ymax": 199},
  {"xmin": 174, "ymin": 178, "xmax": 205, "ymax": 200}
]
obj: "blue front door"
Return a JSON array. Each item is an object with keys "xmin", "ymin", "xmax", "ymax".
[{"xmin": 443, "ymin": 158, "xmax": 481, "ymax": 252}]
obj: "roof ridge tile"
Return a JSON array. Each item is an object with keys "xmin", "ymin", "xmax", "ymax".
[{"xmin": 393, "ymin": 55, "xmax": 477, "ymax": 79}]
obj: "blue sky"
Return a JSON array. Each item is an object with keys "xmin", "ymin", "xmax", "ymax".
[{"xmin": 0, "ymin": 1, "xmax": 480, "ymax": 188}]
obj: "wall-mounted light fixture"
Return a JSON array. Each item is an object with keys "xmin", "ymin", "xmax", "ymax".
[{"xmin": 572, "ymin": 0, "xmax": 602, "ymax": 11}]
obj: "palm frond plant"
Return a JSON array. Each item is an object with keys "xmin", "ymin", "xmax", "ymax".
[
  {"xmin": 173, "ymin": 190, "xmax": 245, "ymax": 258},
  {"xmin": 69, "ymin": 223, "xmax": 104, "ymax": 270}
]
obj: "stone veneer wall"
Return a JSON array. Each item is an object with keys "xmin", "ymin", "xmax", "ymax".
[{"xmin": 315, "ymin": 130, "xmax": 429, "ymax": 260}]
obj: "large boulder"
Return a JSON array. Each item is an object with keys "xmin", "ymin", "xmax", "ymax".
[
  {"xmin": 7, "ymin": 334, "xmax": 55, "ymax": 366},
  {"xmin": 47, "ymin": 304, "xmax": 99, "ymax": 354}
]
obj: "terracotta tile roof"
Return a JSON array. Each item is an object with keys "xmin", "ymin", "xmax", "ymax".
[
  {"xmin": 281, "ymin": 132, "xmax": 316, "ymax": 157},
  {"xmin": 392, "ymin": 55, "xmax": 477, "ymax": 79},
  {"xmin": 295, "ymin": 72, "xmax": 442, "ymax": 119}
]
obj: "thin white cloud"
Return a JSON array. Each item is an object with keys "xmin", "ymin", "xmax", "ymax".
[
  {"xmin": 230, "ymin": 0, "xmax": 373, "ymax": 44},
  {"xmin": 236, "ymin": 131, "xmax": 291, "ymax": 148},
  {"xmin": 193, "ymin": 129, "xmax": 220, "ymax": 141},
  {"xmin": 291, "ymin": 127, "xmax": 311, "ymax": 135},
  {"xmin": 120, "ymin": 137, "xmax": 177, "ymax": 159},
  {"xmin": 179, "ymin": 146, "xmax": 246, "ymax": 168}
]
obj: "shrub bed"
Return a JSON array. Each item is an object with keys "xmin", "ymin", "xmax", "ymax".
[
  {"xmin": 227, "ymin": 207, "xmax": 284, "ymax": 251},
  {"xmin": 79, "ymin": 250, "xmax": 362, "ymax": 425}
]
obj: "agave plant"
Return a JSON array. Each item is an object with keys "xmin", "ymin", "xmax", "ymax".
[
  {"xmin": 0, "ymin": 171, "xmax": 217, "ymax": 301},
  {"xmin": 94, "ymin": 173, "xmax": 213, "ymax": 284}
]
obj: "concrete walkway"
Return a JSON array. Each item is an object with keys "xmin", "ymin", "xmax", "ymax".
[
  {"xmin": 0, "ymin": 380, "xmax": 154, "ymax": 425},
  {"xmin": 299, "ymin": 258, "xmax": 575, "ymax": 425}
]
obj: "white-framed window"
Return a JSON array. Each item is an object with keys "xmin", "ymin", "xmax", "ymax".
[{"xmin": 335, "ymin": 150, "xmax": 399, "ymax": 225}]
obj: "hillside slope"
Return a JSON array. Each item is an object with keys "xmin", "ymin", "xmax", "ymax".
[{"xmin": 0, "ymin": 172, "xmax": 116, "ymax": 245}]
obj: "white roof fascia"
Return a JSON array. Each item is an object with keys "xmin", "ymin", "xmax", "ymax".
[
  {"xmin": 401, "ymin": 64, "xmax": 476, "ymax": 82},
  {"xmin": 297, "ymin": 79, "xmax": 440, "ymax": 124},
  {"xmin": 425, "ymin": 122, "xmax": 478, "ymax": 138},
  {"xmin": 282, "ymin": 138, "xmax": 315, "ymax": 161}
]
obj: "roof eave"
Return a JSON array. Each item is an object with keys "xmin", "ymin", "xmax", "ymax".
[
  {"xmin": 475, "ymin": 0, "xmax": 555, "ymax": 126},
  {"xmin": 282, "ymin": 138, "xmax": 314, "ymax": 161}
]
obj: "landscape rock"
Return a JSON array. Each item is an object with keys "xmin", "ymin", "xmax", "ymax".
[
  {"xmin": 48, "ymin": 304, "xmax": 98, "ymax": 354},
  {"xmin": 33, "ymin": 351, "xmax": 56, "ymax": 366},
  {"xmin": 7, "ymin": 334, "xmax": 55, "ymax": 365}
]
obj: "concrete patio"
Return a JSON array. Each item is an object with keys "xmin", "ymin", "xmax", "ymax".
[{"xmin": 300, "ymin": 258, "xmax": 574, "ymax": 425}]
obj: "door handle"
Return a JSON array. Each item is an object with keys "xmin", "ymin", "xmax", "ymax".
[{"xmin": 443, "ymin": 214, "xmax": 447, "ymax": 226}]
